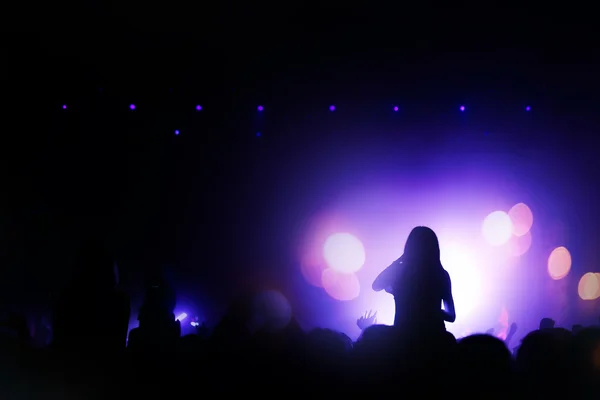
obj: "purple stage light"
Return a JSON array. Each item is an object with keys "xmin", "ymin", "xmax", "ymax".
[
  {"xmin": 323, "ymin": 233, "xmax": 365, "ymax": 274},
  {"xmin": 196, "ymin": 105, "xmax": 202, "ymax": 111},
  {"xmin": 176, "ymin": 312, "xmax": 188, "ymax": 322},
  {"xmin": 257, "ymin": 105, "xmax": 264, "ymax": 112},
  {"xmin": 525, "ymin": 106, "xmax": 531, "ymax": 111},
  {"xmin": 62, "ymin": 104, "xmax": 67, "ymax": 110},
  {"xmin": 482, "ymin": 211, "xmax": 513, "ymax": 246},
  {"xmin": 393, "ymin": 106, "xmax": 399, "ymax": 112},
  {"xmin": 459, "ymin": 105, "xmax": 466, "ymax": 112},
  {"xmin": 174, "ymin": 130, "xmax": 180, "ymax": 136},
  {"xmin": 190, "ymin": 321, "xmax": 199, "ymax": 327},
  {"xmin": 329, "ymin": 105, "xmax": 336, "ymax": 111},
  {"xmin": 129, "ymin": 104, "xmax": 136, "ymax": 110}
]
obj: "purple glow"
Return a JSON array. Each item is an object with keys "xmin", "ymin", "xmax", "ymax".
[
  {"xmin": 393, "ymin": 106, "xmax": 399, "ymax": 112},
  {"xmin": 129, "ymin": 104, "xmax": 136, "ymax": 110},
  {"xmin": 176, "ymin": 312, "xmax": 187, "ymax": 321},
  {"xmin": 323, "ymin": 233, "xmax": 365, "ymax": 273},
  {"xmin": 296, "ymin": 170, "xmax": 555, "ymax": 339},
  {"xmin": 329, "ymin": 105, "xmax": 336, "ymax": 112},
  {"xmin": 525, "ymin": 106, "xmax": 531, "ymax": 111},
  {"xmin": 195, "ymin": 105, "xmax": 202, "ymax": 111},
  {"xmin": 257, "ymin": 105, "xmax": 264, "ymax": 112},
  {"xmin": 482, "ymin": 211, "xmax": 513, "ymax": 246},
  {"xmin": 62, "ymin": 104, "xmax": 67, "ymax": 110},
  {"xmin": 174, "ymin": 130, "xmax": 180, "ymax": 136},
  {"xmin": 190, "ymin": 321, "xmax": 199, "ymax": 327},
  {"xmin": 459, "ymin": 105, "xmax": 466, "ymax": 112}
]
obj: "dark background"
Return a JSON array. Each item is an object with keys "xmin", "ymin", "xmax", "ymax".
[{"xmin": 1, "ymin": 2, "xmax": 599, "ymax": 320}]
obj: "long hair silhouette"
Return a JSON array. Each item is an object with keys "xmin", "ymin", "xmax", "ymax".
[
  {"xmin": 402, "ymin": 226, "xmax": 441, "ymax": 266},
  {"xmin": 373, "ymin": 226, "xmax": 455, "ymax": 332}
]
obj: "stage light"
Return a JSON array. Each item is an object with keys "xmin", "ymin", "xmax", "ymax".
[
  {"xmin": 441, "ymin": 242, "xmax": 482, "ymax": 318},
  {"xmin": 578, "ymin": 273, "xmax": 600, "ymax": 300},
  {"xmin": 459, "ymin": 105, "xmax": 466, "ymax": 112},
  {"xmin": 525, "ymin": 106, "xmax": 531, "ymax": 111},
  {"xmin": 174, "ymin": 130, "xmax": 180, "ymax": 136},
  {"xmin": 321, "ymin": 268, "xmax": 360, "ymax": 301},
  {"xmin": 257, "ymin": 105, "xmax": 264, "ymax": 111},
  {"xmin": 195, "ymin": 105, "xmax": 202, "ymax": 111},
  {"xmin": 507, "ymin": 231, "xmax": 532, "ymax": 257},
  {"xmin": 129, "ymin": 104, "xmax": 136, "ymax": 110},
  {"xmin": 323, "ymin": 233, "xmax": 365, "ymax": 273},
  {"xmin": 62, "ymin": 104, "xmax": 67, "ymax": 110},
  {"xmin": 508, "ymin": 203, "xmax": 533, "ymax": 237},
  {"xmin": 329, "ymin": 105, "xmax": 336, "ymax": 111},
  {"xmin": 190, "ymin": 321, "xmax": 199, "ymax": 327},
  {"xmin": 393, "ymin": 106, "xmax": 399, "ymax": 112},
  {"xmin": 176, "ymin": 312, "xmax": 188, "ymax": 321},
  {"xmin": 482, "ymin": 211, "xmax": 513, "ymax": 246},
  {"xmin": 548, "ymin": 246, "xmax": 571, "ymax": 280}
]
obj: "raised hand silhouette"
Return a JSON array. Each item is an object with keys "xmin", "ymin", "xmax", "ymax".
[
  {"xmin": 196, "ymin": 322, "xmax": 210, "ymax": 339},
  {"xmin": 357, "ymin": 310, "xmax": 377, "ymax": 331},
  {"xmin": 508, "ymin": 322, "xmax": 518, "ymax": 335}
]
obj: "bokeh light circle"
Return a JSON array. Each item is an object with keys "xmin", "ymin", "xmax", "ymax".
[
  {"xmin": 578, "ymin": 273, "xmax": 600, "ymax": 300},
  {"xmin": 323, "ymin": 233, "xmax": 366, "ymax": 273},
  {"xmin": 321, "ymin": 268, "xmax": 360, "ymax": 301},
  {"xmin": 440, "ymin": 242, "xmax": 482, "ymax": 318},
  {"xmin": 482, "ymin": 211, "xmax": 513, "ymax": 246},
  {"xmin": 507, "ymin": 231, "xmax": 532, "ymax": 257},
  {"xmin": 251, "ymin": 290, "xmax": 292, "ymax": 332},
  {"xmin": 300, "ymin": 252, "xmax": 325, "ymax": 288},
  {"xmin": 547, "ymin": 246, "xmax": 572, "ymax": 280},
  {"xmin": 508, "ymin": 203, "xmax": 534, "ymax": 237}
]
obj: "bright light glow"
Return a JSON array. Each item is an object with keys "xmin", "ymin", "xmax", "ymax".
[
  {"xmin": 329, "ymin": 105, "xmax": 336, "ymax": 111},
  {"xmin": 508, "ymin": 203, "xmax": 533, "ymax": 237},
  {"xmin": 176, "ymin": 312, "xmax": 188, "ymax": 321},
  {"xmin": 548, "ymin": 246, "xmax": 571, "ymax": 280},
  {"xmin": 440, "ymin": 242, "xmax": 482, "ymax": 319},
  {"xmin": 578, "ymin": 273, "xmax": 600, "ymax": 300},
  {"xmin": 323, "ymin": 233, "xmax": 366, "ymax": 273},
  {"xmin": 507, "ymin": 231, "xmax": 532, "ymax": 257},
  {"xmin": 129, "ymin": 104, "xmax": 136, "ymax": 110},
  {"xmin": 321, "ymin": 268, "xmax": 360, "ymax": 301},
  {"xmin": 482, "ymin": 211, "xmax": 513, "ymax": 246},
  {"xmin": 190, "ymin": 321, "xmax": 199, "ymax": 327},
  {"xmin": 300, "ymin": 252, "xmax": 325, "ymax": 288},
  {"xmin": 372, "ymin": 292, "xmax": 395, "ymax": 326}
]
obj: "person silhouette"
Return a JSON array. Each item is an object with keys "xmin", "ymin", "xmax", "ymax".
[
  {"xmin": 52, "ymin": 239, "xmax": 130, "ymax": 355},
  {"xmin": 372, "ymin": 226, "xmax": 455, "ymax": 335},
  {"xmin": 127, "ymin": 277, "xmax": 180, "ymax": 353}
]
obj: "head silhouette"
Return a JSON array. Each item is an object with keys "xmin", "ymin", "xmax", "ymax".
[{"xmin": 403, "ymin": 226, "xmax": 441, "ymax": 265}]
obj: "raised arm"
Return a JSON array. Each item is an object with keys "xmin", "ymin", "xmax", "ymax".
[
  {"xmin": 372, "ymin": 257, "xmax": 402, "ymax": 292},
  {"xmin": 441, "ymin": 270, "xmax": 456, "ymax": 323}
]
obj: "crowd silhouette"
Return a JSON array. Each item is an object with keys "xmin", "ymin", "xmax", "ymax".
[{"xmin": 2, "ymin": 227, "xmax": 600, "ymax": 397}]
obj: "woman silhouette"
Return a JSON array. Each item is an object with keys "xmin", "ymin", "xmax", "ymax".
[{"xmin": 372, "ymin": 226, "xmax": 455, "ymax": 334}]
